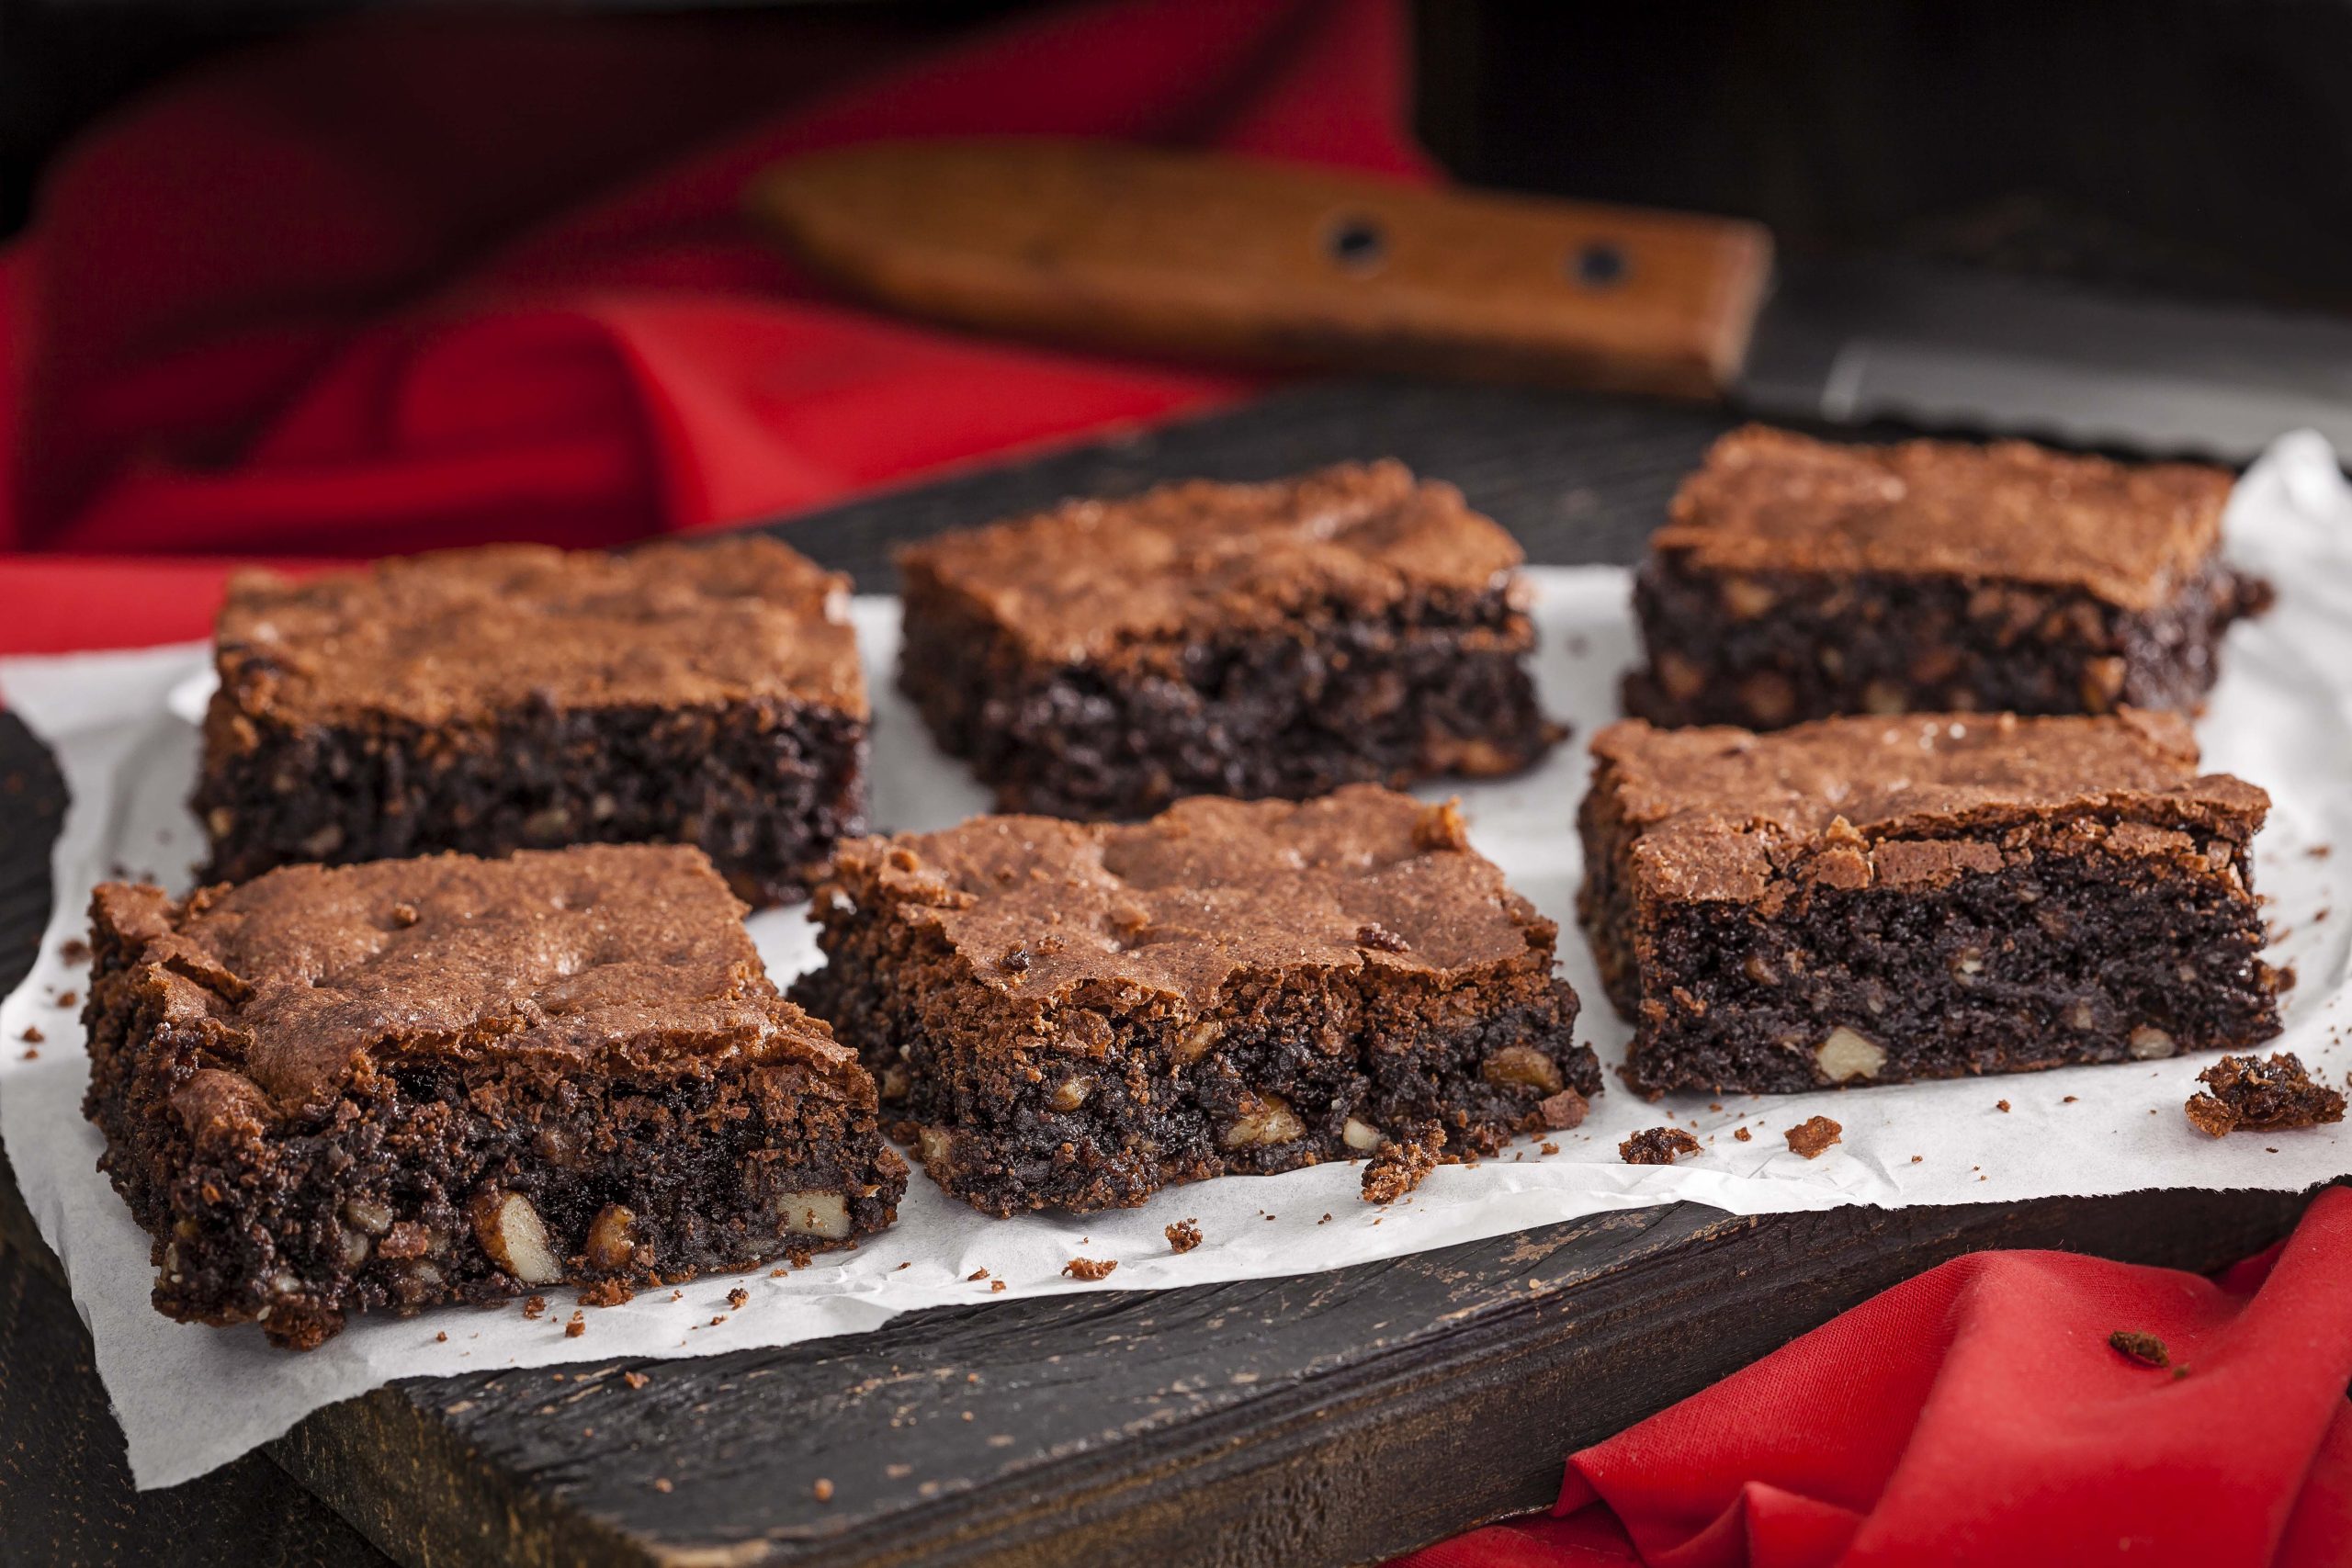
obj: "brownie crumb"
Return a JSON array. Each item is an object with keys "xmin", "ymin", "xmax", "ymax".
[
  {"xmin": 813, "ymin": 1478, "xmax": 835, "ymax": 1504},
  {"xmin": 1063, "ymin": 1257, "xmax": 1117, "ymax": 1281},
  {"xmin": 2109, "ymin": 1329, "xmax": 2170, "ymax": 1368},
  {"xmin": 998, "ymin": 948, "xmax": 1031, "ymax": 974},
  {"xmin": 1784, "ymin": 1116, "xmax": 1842, "ymax": 1158},
  {"xmin": 1620, "ymin": 1127, "xmax": 1702, "ymax": 1165},
  {"xmin": 1412, "ymin": 799, "xmax": 1470, "ymax": 853},
  {"xmin": 579, "ymin": 1278, "xmax": 635, "ymax": 1308},
  {"xmin": 2186, "ymin": 1053, "xmax": 2346, "ymax": 1137},
  {"xmin": 625, "ymin": 1371, "xmax": 650, "ymax": 1390},
  {"xmin": 59, "ymin": 938, "xmax": 90, "ymax": 965},
  {"xmin": 990, "ymin": 1280, "xmax": 1006, "ymax": 1292},
  {"xmin": 1165, "ymin": 1220, "xmax": 1203, "ymax": 1254},
  {"xmin": 564, "ymin": 1312, "xmax": 586, "ymax": 1338},
  {"xmin": 435, "ymin": 1331, "xmax": 447, "ymax": 1342},
  {"xmin": 1362, "ymin": 1129, "xmax": 1443, "ymax": 1203},
  {"xmin": 19, "ymin": 1026, "xmax": 41, "ymax": 1044},
  {"xmin": 1537, "ymin": 1088, "xmax": 1589, "ymax": 1131},
  {"xmin": 54, "ymin": 990, "xmax": 75, "ymax": 1009},
  {"xmin": 1996, "ymin": 1100, "xmax": 2011, "ymax": 1112},
  {"xmin": 1538, "ymin": 1140, "xmax": 1560, "ymax": 1156},
  {"xmin": 967, "ymin": 1268, "xmax": 989, "ymax": 1281},
  {"xmin": 521, "ymin": 1295, "xmax": 548, "ymax": 1320},
  {"xmin": 1732, "ymin": 1125, "xmax": 1753, "ymax": 1142},
  {"xmin": 1354, "ymin": 921, "xmax": 1412, "ymax": 953},
  {"xmin": 726, "ymin": 1287, "xmax": 750, "ymax": 1310}
]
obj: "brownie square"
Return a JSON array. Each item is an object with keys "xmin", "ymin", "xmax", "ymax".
[
  {"xmin": 793, "ymin": 785, "xmax": 1596, "ymax": 1215},
  {"xmin": 897, "ymin": 462, "xmax": 1556, "ymax": 819},
  {"xmin": 83, "ymin": 843, "xmax": 905, "ymax": 1348},
  {"xmin": 195, "ymin": 536, "xmax": 867, "ymax": 906},
  {"xmin": 1623, "ymin": 426, "xmax": 2270, "ymax": 730},
  {"xmin": 1577, "ymin": 709, "xmax": 2282, "ymax": 1095}
]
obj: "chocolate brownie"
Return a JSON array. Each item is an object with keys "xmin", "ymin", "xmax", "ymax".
[
  {"xmin": 793, "ymin": 785, "xmax": 1595, "ymax": 1214},
  {"xmin": 83, "ymin": 844, "xmax": 904, "ymax": 1348},
  {"xmin": 897, "ymin": 462, "xmax": 1556, "ymax": 819},
  {"xmin": 195, "ymin": 536, "xmax": 866, "ymax": 906},
  {"xmin": 1624, "ymin": 427, "xmax": 2269, "ymax": 729},
  {"xmin": 1578, "ymin": 710, "xmax": 2281, "ymax": 1094}
]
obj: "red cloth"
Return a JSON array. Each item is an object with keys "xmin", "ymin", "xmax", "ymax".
[
  {"xmin": 0, "ymin": 0, "xmax": 1426, "ymax": 652},
  {"xmin": 7, "ymin": 8, "xmax": 2350, "ymax": 1566},
  {"xmin": 1396, "ymin": 1185, "xmax": 2352, "ymax": 1568}
]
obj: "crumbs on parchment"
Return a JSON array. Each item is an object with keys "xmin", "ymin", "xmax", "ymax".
[
  {"xmin": 1620, "ymin": 1127, "xmax": 1701, "ymax": 1165},
  {"xmin": 1784, "ymin": 1116, "xmax": 1842, "ymax": 1159}
]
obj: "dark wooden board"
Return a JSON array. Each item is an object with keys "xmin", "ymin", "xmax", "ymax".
[{"xmin": 0, "ymin": 378, "xmax": 2319, "ymax": 1567}]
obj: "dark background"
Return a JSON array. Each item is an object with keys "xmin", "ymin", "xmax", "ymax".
[{"xmin": 8, "ymin": 0, "xmax": 2352, "ymax": 316}]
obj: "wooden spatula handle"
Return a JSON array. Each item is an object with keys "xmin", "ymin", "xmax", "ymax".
[{"xmin": 748, "ymin": 139, "xmax": 1772, "ymax": 400}]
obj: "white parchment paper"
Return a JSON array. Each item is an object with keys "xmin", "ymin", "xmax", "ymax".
[{"xmin": 6, "ymin": 435, "xmax": 2351, "ymax": 1490}]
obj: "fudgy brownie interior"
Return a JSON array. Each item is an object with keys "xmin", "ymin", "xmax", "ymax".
[
  {"xmin": 897, "ymin": 463, "xmax": 1556, "ymax": 819},
  {"xmin": 1579, "ymin": 710, "xmax": 2281, "ymax": 1095},
  {"xmin": 796, "ymin": 787, "xmax": 1596, "ymax": 1214},
  {"xmin": 197, "ymin": 536, "xmax": 868, "ymax": 905},
  {"xmin": 1623, "ymin": 427, "xmax": 2268, "ymax": 729},
  {"xmin": 85, "ymin": 845, "xmax": 903, "ymax": 1348}
]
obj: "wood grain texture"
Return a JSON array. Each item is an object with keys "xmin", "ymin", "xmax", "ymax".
[
  {"xmin": 0, "ymin": 380, "xmax": 2316, "ymax": 1567},
  {"xmin": 749, "ymin": 141, "xmax": 1772, "ymax": 399}
]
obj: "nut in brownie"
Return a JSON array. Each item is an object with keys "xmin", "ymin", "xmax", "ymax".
[
  {"xmin": 195, "ymin": 536, "xmax": 867, "ymax": 906},
  {"xmin": 1624, "ymin": 427, "xmax": 2269, "ymax": 730},
  {"xmin": 793, "ymin": 785, "xmax": 1596, "ymax": 1214},
  {"xmin": 83, "ymin": 844, "xmax": 905, "ymax": 1348},
  {"xmin": 1578, "ymin": 709, "xmax": 2281, "ymax": 1094},
  {"xmin": 897, "ymin": 462, "xmax": 1557, "ymax": 819}
]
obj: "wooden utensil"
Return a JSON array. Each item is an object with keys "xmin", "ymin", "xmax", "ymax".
[{"xmin": 748, "ymin": 138, "xmax": 1773, "ymax": 400}]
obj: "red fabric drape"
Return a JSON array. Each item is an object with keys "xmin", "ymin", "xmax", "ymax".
[
  {"xmin": 1397, "ymin": 1188, "xmax": 2352, "ymax": 1568},
  {"xmin": 0, "ymin": 0, "xmax": 1427, "ymax": 650}
]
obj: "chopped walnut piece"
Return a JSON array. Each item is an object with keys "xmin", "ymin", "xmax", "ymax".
[
  {"xmin": 2185, "ymin": 1053, "xmax": 2346, "ymax": 1137},
  {"xmin": 1536, "ymin": 1089, "xmax": 1589, "ymax": 1131},
  {"xmin": 624, "ymin": 1371, "xmax": 650, "ymax": 1390},
  {"xmin": 1062, "ymin": 1257, "xmax": 1117, "ymax": 1281},
  {"xmin": 520, "ymin": 1294, "xmax": 548, "ymax": 1320},
  {"xmin": 1164, "ymin": 1220, "xmax": 1203, "ymax": 1254},
  {"xmin": 1732, "ymin": 1125, "xmax": 1753, "ymax": 1143},
  {"xmin": 1784, "ymin": 1116, "xmax": 1842, "ymax": 1159},
  {"xmin": 2109, "ymin": 1330, "xmax": 2169, "ymax": 1368},
  {"xmin": 563, "ymin": 1312, "xmax": 585, "ymax": 1338},
  {"xmin": 726, "ymin": 1287, "xmax": 750, "ymax": 1310},
  {"xmin": 1620, "ymin": 1127, "xmax": 1702, "ymax": 1165}
]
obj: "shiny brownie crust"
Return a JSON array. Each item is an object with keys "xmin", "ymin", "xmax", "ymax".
[
  {"xmin": 897, "ymin": 463, "xmax": 1555, "ymax": 820},
  {"xmin": 793, "ymin": 787, "xmax": 1596, "ymax": 1215},
  {"xmin": 1578, "ymin": 712, "xmax": 2281, "ymax": 1095},
  {"xmin": 1624, "ymin": 426, "xmax": 2268, "ymax": 730},
  {"xmin": 83, "ymin": 845, "xmax": 904, "ymax": 1348}
]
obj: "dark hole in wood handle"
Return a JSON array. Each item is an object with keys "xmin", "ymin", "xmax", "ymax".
[{"xmin": 1326, "ymin": 213, "xmax": 1387, "ymax": 274}]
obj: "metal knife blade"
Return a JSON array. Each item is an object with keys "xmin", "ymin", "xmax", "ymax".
[{"xmin": 1739, "ymin": 259, "xmax": 2352, "ymax": 462}]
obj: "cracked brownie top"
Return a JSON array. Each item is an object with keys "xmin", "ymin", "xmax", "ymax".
[
  {"xmin": 814, "ymin": 785, "xmax": 1554, "ymax": 1014},
  {"xmin": 896, "ymin": 462, "xmax": 1526, "ymax": 661},
  {"xmin": 90, "ymin": 844, "xmax": 862, "ymax": 1125},
  {"xmin": 1657, "ymin": 426, "xmax": 2234, "ymax": 610},
  {"xmin": 1589, "ymin": 709, "xmax": 2268, "ymax": 905},
  {"xmin": 214, "ymin": 536, "xmax": 864, "ymax": 724}
]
